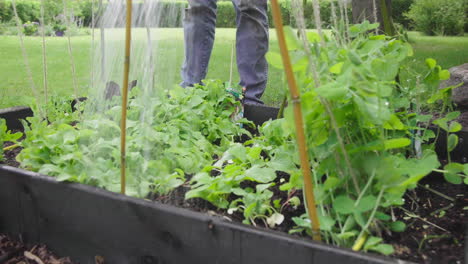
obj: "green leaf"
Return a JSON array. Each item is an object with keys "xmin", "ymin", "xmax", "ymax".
[
  {"xmin": 364, "ymin": 236, "xmax": 382, "ymax": 250},
  {"xmin": 383, "ymin": 114, "xmax": 405, "ymax": 130},
  {"xmin": 390, "ymin": 221, "xmax": 406, "ymax": 232},
  {"xmin": 284, "ymin": 26, "xmax": 300, "ymax": 51},
  {"xmin": 244, "ymin": 166, "xmax": 276, "ymax": 183},
  {"xmin": 444, "ymin": 163, "xmax": 463, "ymax": 184},
  {"xmin": 371, "ymin": 58, "xmax": 399, "ymax": 81},
  {"xmin": 323, "ymin": 176, "xmax": 340, "ymax": 191},
  {"xmin": 334, "ymin": 195, "xmax": 355, "ymax": 214},
  {"xmin": 318, "ymin": 213, "xmax": 335, "ymax": 231},
  {"xmin": 375, "ymin": 212, "xmax": 391, "ymax": 221},
  {"xmin": 353, "ymin": 212, "xmax": 366, "ymax": 227},
  {"xmin": 329, "ymin": 62, "xmax": 344, "ymax": 74},
  {"xmin": 316, "ymin": 82, "xmax": 348, "ymax": 100},
  {"xmin": 447, "ymin": 134, "xmax": 458, "ymax": 152},
  {"xmin": 369, "ymin": 244, "xmax": 394, "ymax": 255},
  {"xmin": 337, "ymin": 232, "xmax": 357, "ymax": 239},
  {"xmin": 449, "ymin": 122, "xmax": 462, "ymax": 133},
  {"xmin": 384, "ymin": 138, "xmax": 411, "ymax": 150},
  {"xmin": 355, "ymin": 195, "xmax": 377, "ymax": 213},
  {"xmin": 426, "ymin": 58, "xmax": 437, "ymax": 69},
  {"xmin": 266, "ymin": 52, "xmax": 284, "ymax": 69},
  {"xmin": 289, "ymin": 196, "xmax": 301, "ymax": 207},
  {"xmin": 439, "ymin": 69, "xmax": 450, "ymax": 80},
  {"xmin": 306, "ymin": 32, "xmax": 321, "ymax": 43},
  {"xmin": 228, "ymin": 144, "xmax": 247, "ymax": 162},
  {"xmin": 463, "ymin": 163, "xmax": 468, "ymax": 175}
]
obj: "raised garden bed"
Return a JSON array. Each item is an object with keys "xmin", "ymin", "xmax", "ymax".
[
  {"xmin": 0, "ymin": 106, "xmax": 401, "ymax": 264},
  {"xmin": 1, "ymin": 103, "xmax": 467, "ymax": 263}
]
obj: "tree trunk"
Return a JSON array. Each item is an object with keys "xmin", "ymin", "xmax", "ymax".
[{"xmin": 351, "ymin": 0, "xmax": 395, "ymax": 35}]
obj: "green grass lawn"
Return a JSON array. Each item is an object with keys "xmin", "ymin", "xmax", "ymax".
[{"xmin": 0, "ymin": 29, "xmax": 467, "ymax": 108}]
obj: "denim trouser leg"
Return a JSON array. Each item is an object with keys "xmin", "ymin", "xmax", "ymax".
[
  {"xmin": 232, "ymin": 0, "xmax": 269, "ymax": 104},
  {"xmin": 180, "ymin": 0, "xmax": 217, "ymax": 87},
  {"xmin": 181, "ymin": 0, "xmax": 269, "ymax": 105}
]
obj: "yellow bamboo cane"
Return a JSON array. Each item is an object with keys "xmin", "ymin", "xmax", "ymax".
[
  {"xmin": 270, "ymin": 0, "xmax": 321, "ymax": 241},
  {"xmin": 121, "ymin": 0, "xmax": 132, "ymax": 194}
]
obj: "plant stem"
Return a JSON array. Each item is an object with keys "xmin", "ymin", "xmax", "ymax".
[
  {"xmin": 271, "ymin": 0, "xmax": 321, "ymax": 241},
  {"xmin": 352, "ymin": 188, "xmax": 385, "ymax": 251},
  {"xmin": 3, "ymin": 144, "xmax": 19, "ymax": 152},
  {"xmin": 355, "ymin": 170, "xmax": 376, "ymax": 207},
  {"xmin": 120, "ymin": 0, "xmax": 133, "ymax": 194},
  {"xmin": 277, "ymin": 94, "xmax": 288, "ymax": 119},
  {"xmin": 418, "ymin": 184, "xmax": 455, "ymax": 202}
]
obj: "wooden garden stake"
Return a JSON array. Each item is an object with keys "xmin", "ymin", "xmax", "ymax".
[
  {"xmin": 120, "ymin": 0, "xmax": 133, "ymax": 194},
  {"xmin": 270, "ymin": 0, "xmax": 321, "ymax": 241}
]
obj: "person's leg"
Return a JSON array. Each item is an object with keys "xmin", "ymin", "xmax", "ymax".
[
  {"xmin": 180, "ymin": 0, "xmax": 217, "ymax": 88},
  {"xmin": 232, "ymin": 0, "xmax": 269, "ymax": 104}
]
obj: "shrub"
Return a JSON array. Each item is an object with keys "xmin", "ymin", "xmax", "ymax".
[
  {"xmin": 392, "ymin": 0, "xmax": 413, "ymax": 28},
  {"xmin": 0, "ymin": 0, "xmax": 354, "ymax": 29},
  {"xmin": 405, "ymin": 0, "xmax": 466, "ymax": 35},
  {"xmin": 22, "ymin": 21, "xmax": 38, "ymax": 35}
]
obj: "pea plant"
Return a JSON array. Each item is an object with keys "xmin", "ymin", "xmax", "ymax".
[
  {"xmin": 188, "ymin": 22, "xmax": 462, "ymax": 255},
  {"xmin": 0, "ymin": 119, "xmax": 23, "ymax": 162}
]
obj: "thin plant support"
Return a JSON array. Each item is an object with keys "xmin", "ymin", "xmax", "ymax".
[
  {"xmin": 39, "ymin": 0, "xmax": 48, "ymax": 112},
  {"xmin": 91, "ymin": 0, "xmax": 95, "ymax": 89},
  {"xmin": 270, "ymin": 0, "xmax": 321, "ymax": 241},
  {"xmin": 120, "ymin": 0, "xmax": 133, "ymax": 194},
  {"xmin": 99, "ymin": 0, "xmax": 105, "ymax": 82},
  {"xmin": 62, "ymin": 0, "xmax": 79, "ymax": 99},
  {"xmin": 11, "ymin": 0, "xmax": 43, "ymax": 119}
]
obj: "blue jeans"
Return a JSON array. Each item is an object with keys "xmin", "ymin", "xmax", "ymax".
[{"xmin": 180, "ymin": 0, "xmax": 269, "ymax": 104}]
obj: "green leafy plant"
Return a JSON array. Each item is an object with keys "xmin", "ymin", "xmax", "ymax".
[
  {"xmin": 213, "ymin": 22, "xmax": 448, "ymax": 254},
  {"xmin": 17, "ymin": 80, "xmax": 252, "ymax": 197},
  {"xmin": 0, "ymin": 118, "xmax": 23, "ymax": 161}
]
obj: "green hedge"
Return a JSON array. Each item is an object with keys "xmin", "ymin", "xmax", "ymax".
[
  {"xmin": 0, "ymin": 0, "xmax": 352, "ymax": 29},
  {"xmin": 405, "ymin": 0, "xmax": 466, "ymax": 35},
  {"xmin": 0, "ymin": 0, "xmax": 89, "ymax": 25}
]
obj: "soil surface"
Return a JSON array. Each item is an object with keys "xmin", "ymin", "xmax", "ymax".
[
  {"xmin": 0, "ymin": 234, "xmax": 75, "ymax": 264},
  {"xmin": 386, "ymin": 173, "xmax": 467, "ymax": 263}
]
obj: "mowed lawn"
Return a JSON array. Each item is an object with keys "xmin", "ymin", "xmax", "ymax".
[{"xmin": 0, "ymin": 29, "xmax": 467, "ymax": 108}]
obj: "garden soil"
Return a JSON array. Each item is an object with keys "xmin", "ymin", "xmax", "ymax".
[{"xmin": 0, "ymin": 234, "xmax": 75, "ymax": 264}]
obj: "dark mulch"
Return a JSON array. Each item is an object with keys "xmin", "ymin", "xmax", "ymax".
[
  {"xmin": 0, "ymin": 234, "xmax": 75, "ymax": 264},
  {"xmin": 385, "ymin": 173, "xmax": 467, "ymax": 264}
]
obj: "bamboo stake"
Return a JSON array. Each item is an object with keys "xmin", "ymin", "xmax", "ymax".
[
  {"xmin": 120, "ymin": 0, "xmax": 133, "ymax": 194},
  {"xmin": 39, "ymin": 0, "xmax": 48, "ymax": 113},
  {"xmin": 270, "ymin": 0, "xmax": 321, "ymax": 241}
]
